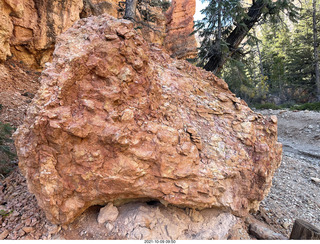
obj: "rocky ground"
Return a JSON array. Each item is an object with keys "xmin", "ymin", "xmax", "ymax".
[
  {"xmin": 0, "ymin": 59, "xmax": 319, "ymax": 239},
  {"xmin": 254, "ymin": 109, "xmax": 320, "ymax": 237},
  {"xmin": 0, "ymin": 59, "xmax": 40, "ymax": 128}
]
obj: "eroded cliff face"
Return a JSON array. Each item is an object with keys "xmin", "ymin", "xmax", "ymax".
[
  {"xmin": 165, "ymin": 0, "xmax": 197, "ymax": 59},
  {"xmin": 0, "ymin": 0, "xmax": 197, "ymax": 69},
  {"xmin": 14, "ymin": 15, "xmax": 282, "ymax": 225},
  {"xmin": 0, "ymin": 0, "xmax": 13, "ymax": 61},
  {"xmin": 7, "ymin": 0, "xmax": 84, "ymax": 68}
]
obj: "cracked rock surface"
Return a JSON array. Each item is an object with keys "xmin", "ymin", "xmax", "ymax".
[
  {"xmin": 14, "ymin": 14, "xmax": 282, "ymax": 225},
  {"xmin": 56, "ymin": 201, "xmax": 251, "ymax": 240}
]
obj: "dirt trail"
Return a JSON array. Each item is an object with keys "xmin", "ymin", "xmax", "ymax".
[
  {"xmin": 256, "ymin": 109, "xmax": 320, "ymax": 236},
  {"xmin": 261, "ymin": 109, "xmax": 320, "ymax": 159}
]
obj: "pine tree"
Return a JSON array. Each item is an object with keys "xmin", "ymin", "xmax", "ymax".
[
  {"xmin": 285, "ymin": 0, "xmax": 320, "ymax": 102},
  {"xmin": 312, "ymin": 0, "xmax": 320, "ymax": 100},
  {"xmin": 195, "ymin": 0, "xmax": 299, "ymax": 74}
]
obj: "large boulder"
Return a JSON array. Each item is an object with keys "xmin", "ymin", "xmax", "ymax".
[{"xmin": 14, "ymin": 14, "xmax": 282, "ymax": 225}]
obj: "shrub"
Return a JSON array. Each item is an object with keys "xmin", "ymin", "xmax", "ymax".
[
  {"xmin": 252, "ymin": 103, "xmax": 281, "ymax": 110},
  {"xmin": 0, "ymin": 122, "xmax": 17, "ymax": 176},
  {"xmin": 149, "ymin": 0, "xmax": 171, "ymax": 11},
  {"xmin": 290, "ymin": 102, "xmax": 320, "ymax": 111},
  {"xmin": 278, "ymin": 101, "xmax": 296, "ymax": 109}
]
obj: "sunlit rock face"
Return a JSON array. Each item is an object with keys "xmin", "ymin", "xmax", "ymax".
[
  {"xmin": 164, "ymin": 0, "xmax": 198, "ymax": 59},
  {"xmin": 0, "ymin": 0, "xmax": 197, "ymax": 68},
  {"xmin": 14, "ymin": 14, "xmax": 282, "ymax": 225}
]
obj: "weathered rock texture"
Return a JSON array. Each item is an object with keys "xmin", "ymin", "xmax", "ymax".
[
  {"xmin": 100, "ymin": 202, "xmax": 251, "ymax": 240},
  {"xmin": 0, "ymin": 0, "xmax": 13, "ymax": 62},
  {"xmin": 14, "ymin": 14, "xmax": 282, "ymax": 225},
  {"xmin": 1, "ymin": 0, "xmax": 85, "ymax": 68},
  {"xmin": 165, "ymin": 0, "xmax": 198, "ymax": 59},
  {"xmin": 0, "ymin": 0, "xmax": 197, "ymax": 68},
  {"xmin": 0, "ymin": 59, "xmax": 40, "ymax": 127}
]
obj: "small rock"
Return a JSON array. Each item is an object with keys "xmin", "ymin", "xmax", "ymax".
[
  {"xmin": 22, "ymin": 227, "xmax": 34, "ymax": 233},
  {"xmin": 105, "ymin": 34, "xmax": 118, "ymax": 40},
  {"xmin": 105, "ymin": 222, "xmax": 114, "ymax": 232},
  {"xmin": 17, "ymin": 229, "xmax": 26, "ymax": 237},
  {"xmin": 270, "ymin": 115, "xmax": 278, "ymax": 124},
  {"xmin": 25, "ymin": 218, "xmax": 32, "ymax": 226},
  {"xmin": 21, "ymin": 214, "xmax": 29, "ymax": 220},
  {"xmin": 97, "ymin": 203, "xmax": 119, "ymax": 224},
  {"xmin": 282, "ymin": 221, "xmax": 290, "ymax": 229},
  {"xmin": 30, "ymin": 218, "xmax": 38, "ymax": 226},
  {"xmin": 187, "ymin": 208, "xmax": 204, "ymax": 222},
  {"xmin": 15, "ymin": 223, "xmax": 24, "ymax": 231},
  {"xmin": 311, "ymin": 177, "xmax": 320, "ymax": 183},
  {"xmin": 0, "ymin": 229, "xmax": 9, "ymax": 240},
  {"xmin": 12, "ymin": 210, "xmax": 20, "ymax": 217},
  {"xmin": 46, "ymin": 224, "xmax": 60, "ymax": 235}
]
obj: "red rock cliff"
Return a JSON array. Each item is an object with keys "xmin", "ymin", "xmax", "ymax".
[
  {"xmin": 0, "ymin": 0, "xmax": 198, "ymax": 69},
  {"xmin": 165, "ymin": 0, "xmax": 198, "ymax": 59}
]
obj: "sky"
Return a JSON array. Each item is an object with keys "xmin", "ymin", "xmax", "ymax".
[{"xmin": 194, "ymin": 0, "xmax": 208, "ymax": 21}]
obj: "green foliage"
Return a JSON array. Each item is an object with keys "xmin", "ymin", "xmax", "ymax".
[
  {"xmin": 278, "ymin": 102, "xmax": 296, "ymax": 109},
  {"xmin": 252, "ymin": 102, "xmax": 320, "ymax": 111},
  {"xmin": 290, "ymin": 102, "xmax": 320, "ymax": 111},
  {"xmin": 194, "ymin": 0, "xmax": 244, "ymax": 66},
  {"xmin": 194, "ymin": 0, "xmax": 299, "ymax": 67},
  {"xmin": 0, "ymin": 122, "xmax": 17, "ymax": 176},
  {"xmin": 258, "ymin": 0, "xmax": 320, "ymax": 103},
  {"xmin": 260, "ymin": 23, "xmax": 289, "ymax": 94},
  {"xmin": 206, "ymin": 1, "xmax": 320, "ymax": 104},
  {"xmin": 253, "ymin": 103, "xmax": 282, "ymax": 110},
  {"xmin": 0, "ymin": 209, "xmax": 13, "ymax": 217},
  {"xmin": 0, "ymin": 123, "xmax": 14, "ymax": 146},
  {"xmin": 148, "ymin": 0, "xmax": 171, "ymax": 11},
  {"xmin": 220, "ymin": 37, "xmax": 271, "ymax": 103}
]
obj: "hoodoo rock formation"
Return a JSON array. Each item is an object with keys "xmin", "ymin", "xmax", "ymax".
[
  {"xmin": 0, "ymin": 0, "xmax": 197, "ymax": 69},
  {"xmin": 165, "ymin": 0, "xmax": 198, "ymax": 59},
  {"xmin": 14, "ymin": 14, "xmax": 282, "ymax": 225}
]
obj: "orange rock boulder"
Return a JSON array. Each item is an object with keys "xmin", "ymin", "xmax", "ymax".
[{"xmin": 14, "ymin": 14, "xmax": 282, "ymax": 225}]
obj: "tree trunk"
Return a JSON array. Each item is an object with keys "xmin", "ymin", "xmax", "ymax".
[
  {"xmin": 124, "ymin": 0, "xmax": 138, "ymax": 20},
  {"xmin": 254, "ymin": 29, "xmax": 265, "ymax": 78},
  {"xmin": 204, "ymin": 0, "xmax": 267, "ymax": 74},
  {"xmin": 312, "ymin": 0, "xmax": 320, "ymax": 101},
  {"xmin": 211, "ymin": 0, "xmax": 222, "ymax": 74}
]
